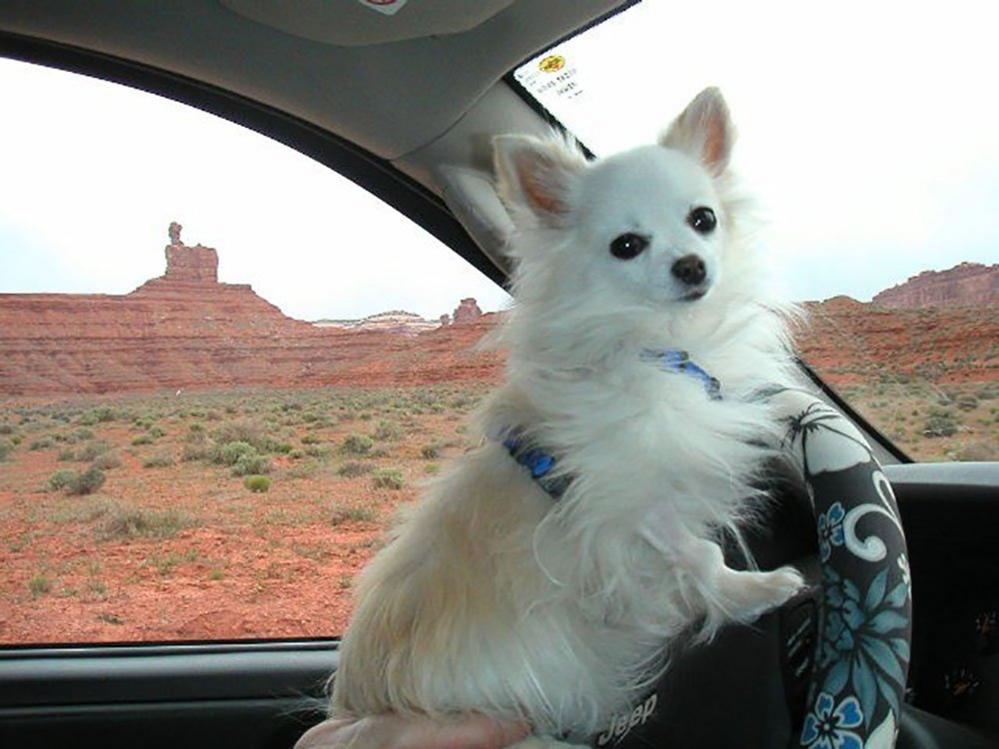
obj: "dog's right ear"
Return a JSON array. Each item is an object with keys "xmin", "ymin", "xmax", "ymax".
[
  {"xmin": 660, "ymin": 87, "xmax": 735, "ymax": 177},
  {"xmin": 493, "ymin": 135, "xmax": 586, "ymax": 226}
]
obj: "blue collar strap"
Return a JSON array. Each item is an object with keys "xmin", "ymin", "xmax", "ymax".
[
  {"xmin": 502, "ymin": 349, "xmax": 721, "ymax": 500},
  {"xmin": 502, "ymin": 429, "xmax": 572, "ymax": 499},
  {"xmin": 640, "ymin": 348, "xmax": 722, "ymax": 400}
]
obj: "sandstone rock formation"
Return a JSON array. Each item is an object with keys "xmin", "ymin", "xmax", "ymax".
[
  {"xmin": 314, "ymin": 310, "xmax": 440, "ymax": 336},
  {"xmin": 0, "ymin": 226, "xmax": 502, "ymax": 396},
  {"xmin": 795, "ymin": 295, "xmax": 997, "ymax": 385},
  {"xmin": 872, "ymin": 262, "xmax": 997, "ymax": 309},
  {"xmin": 451, "ymin": 297, "xmax": 483, "ymax": 324},
  {"xmin": 2, "ymin": 226, "xmax": 993, "ymax": 396}
]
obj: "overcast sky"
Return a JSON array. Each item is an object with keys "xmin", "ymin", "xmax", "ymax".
[
  {"xmin": 0, "ymin": 59, "xmax": 510, "ymax": 322},
  {"xmin": 1, "ymin": 0, "xmax": 997, "ymax": 319}
]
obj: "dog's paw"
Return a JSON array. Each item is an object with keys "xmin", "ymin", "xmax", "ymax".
[
  {"xmin": 730, "ymin": 565, "xmax": 805, "ymax": 622},
  {"xmin": 762, "ymin": 565, "xmax": 806, "ymax": 605}
]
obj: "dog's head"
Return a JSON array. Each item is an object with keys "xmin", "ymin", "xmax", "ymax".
[{"xmin": 495, "ymin": 87, "xmax": 740, "ymax": 310}]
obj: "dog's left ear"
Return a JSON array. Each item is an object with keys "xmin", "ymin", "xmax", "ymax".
[
  {"xmin": 660, "ymin": 87, "xmax": 735, "ymax": 176},
  {"xmin": 493, "ymin": 134, "xmax": 587, "ymax": 226}
]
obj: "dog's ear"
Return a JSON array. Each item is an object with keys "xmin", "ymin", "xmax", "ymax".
[
  {"xmin": 660, "ymin": 87, "xmax": 735, "ymax": 176},
  {"xmin": 493, "ymin": 134, "xmax": 586, "ymax": 225}
]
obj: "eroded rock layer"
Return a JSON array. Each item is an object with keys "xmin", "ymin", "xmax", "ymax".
[
  {"xmin": 0, "ymin": 235, "xmax": 502, "ymax": 396},
  {"xmin": 872, "ymin": 262, "xmax": 997, "ymax": 309}
]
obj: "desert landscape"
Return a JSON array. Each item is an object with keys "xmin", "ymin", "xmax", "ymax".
[{"xmin": 1, "ymin": 227, "xmax": 995, "ymax": 644}]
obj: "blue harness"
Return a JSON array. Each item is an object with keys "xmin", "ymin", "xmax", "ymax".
[{"xmin": 502, "ymin": 349, "xmax": 722, "ymax": 499}]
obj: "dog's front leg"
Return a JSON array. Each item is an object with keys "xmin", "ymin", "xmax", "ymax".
[
  {"xmin": 643, "ymin": 506, "xmax": 803, "ymax": 628},
  {"xmin": 677, "ymin": 533, "xmax": 803, "ymax": 624}
]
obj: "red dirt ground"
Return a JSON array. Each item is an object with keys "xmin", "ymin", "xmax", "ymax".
[{"xmin": 0, "ymin": 386, "xmax": 485, "ymax": 644}]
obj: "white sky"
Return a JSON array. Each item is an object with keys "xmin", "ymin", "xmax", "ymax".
[
  {"xmin": 521, "ymin": 0, "xmax": 999, "ymax": 301},
  {"xmin": 1, "ymin": 0, "xmax": 998, "ymax": 317},
  {"xmin": 0, "ymin": 59, "xmax": 511, "ymax": 321}
]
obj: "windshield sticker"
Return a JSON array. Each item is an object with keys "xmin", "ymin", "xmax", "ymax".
[
  {"xmin": 515, "ymin": 50, "xmax": 584, "ymax": 107},
  {"xmin": 356, "ymin": 0, "xmax": 408, "ymax": 16},
  {"xmin": 539, "ymin": 55, "xmax": 566, "ymax": 74}
]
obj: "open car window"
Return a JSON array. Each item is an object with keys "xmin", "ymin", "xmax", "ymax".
[
  {"xmin": 0, "ymin": 58, "xmax": 511, "ymax": 646},
  {"xmin": 510, "ymin": 0, "xmax": 998, "ymax": 463}
]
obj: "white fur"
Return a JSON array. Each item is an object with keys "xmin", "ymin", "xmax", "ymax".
[{"xmin": 330, "ymin": 88, "xmax": 804, "ymax": 746}]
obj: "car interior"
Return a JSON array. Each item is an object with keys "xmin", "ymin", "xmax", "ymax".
[{"xmin": 1, "ymin": 2, "xmax": 997, "ymax": 747}]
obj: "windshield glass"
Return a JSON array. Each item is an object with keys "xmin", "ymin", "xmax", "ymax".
[{"xmin": 512, "ymin": 0, "xmax": 998, "ymax": 462}]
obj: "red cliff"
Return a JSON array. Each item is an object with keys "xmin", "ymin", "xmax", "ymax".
[
  {"xmin": 1, "ymin": 225, "xmax": 993, "ymax": 396},
  {"xmin": 872, "ymin": 262, "xmax": 997, "ymax": 309},
  {"xmin": 0, "ymin": 225, "xmax": 502, "ymax": 396}
]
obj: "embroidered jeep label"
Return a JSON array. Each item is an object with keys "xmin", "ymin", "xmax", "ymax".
[{"xmin": 596, "ymin": 693, "xmax": 658, "ymax": 746}]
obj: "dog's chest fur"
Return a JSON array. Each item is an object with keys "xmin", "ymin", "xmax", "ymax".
[{"xmin": 332, "ymin": 344, "xmax": 788, "ymax": 737}]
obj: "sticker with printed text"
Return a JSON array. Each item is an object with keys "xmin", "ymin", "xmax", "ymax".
[{"xmin": 514, "ymin": 50, "xmax": 584, "ymax": 105}]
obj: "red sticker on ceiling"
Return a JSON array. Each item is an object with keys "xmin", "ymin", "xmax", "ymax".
[{"xmin": 357, "ymin": 0, "xmax": 408, "ymax": 16}]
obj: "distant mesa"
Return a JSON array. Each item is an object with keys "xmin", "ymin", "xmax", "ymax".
[
  {"xmin": 2, "ymin": 223, "xmax": 992, "ymax": 397},
  {"xmin": 312, "ymin": 296, "xmax": 484, "ymax": 335},
  {"xmin": 0, "ymin": 222, "xmax": 502, "ymax": 396},
  {"xmin": 314, "ymin": 310, "xmax": 440, "ymax": 336},
  {"xmin": 818, "ymin": 295, "xmax": 866, "ymax": 311},
  {"xmin": 872, "ymin": 262, "xmax": 997, "ymax": 309}
]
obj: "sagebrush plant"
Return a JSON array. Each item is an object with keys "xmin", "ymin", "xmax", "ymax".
[
  {"xmin": 29, "ymin": 437, "xmax": 54, "ymax": 451},
  {"xmin": 65, "ymin": 428, "xmax": 94, "ymax": 444},
  {"xmin": 373, "ymin": 420, "xmax": 403, "ymax": 441},
  {"xmin": 211, "ymin": 419, "xmax": 284, "ymax": 453},
  {"xmin": 29, "ymin": 574, "xmax": 52, "ymax": 597},
  {"xmin": 337, "ymin": 461, "xmax": 373, "ymax": 478},
  {"xmin": 67, "ymin": 467, "xmax": 106, "ymax": 495},
  {"xmin": 372, "ymin": 468, "xmax": 404, "ymax": 490},
  {"xmin": 231, "ymin": 453, "xmax": 271, "ymax": 477},
  {"xmin": 923, "ymin": 408, "xmax": 959, "ymax": 437},
  {"xmin": 78, "ymin": 440, "xmax": 111, "ymax": 461},
  {"xmin": 287, "ymin": 459, "xmax": 321, "ymax": 479},
  {"xmin": 330, "ymin": 504, "xmax": 377, "ymax": 525},
  {"xmin": 213, "ymin": 440, "xmax": 256, "ymax": 466},
  {"xmin": 143, "ymin": 453, "xmax": 175, "ymax": 469},
  {"xmin": 97, "ymin": 505, "xmax": 192, "ymax": 541},
  {"xmin": 49, "ymin": 469, "xmax": 78, "ymax": 491},
  {"xmin": 182, "ymin": 442, "xmax": 213, "ymax": 462},
  {"xmin": 79, "ymin": 406, "xmax": 115, "ymax": 426},
  {"xmin": 244, "ymin": 475, "xmax": 271, "ymax": 493},
  {"xmin": 341, "ymin": 434, "xmax": 374, "ymax": 455}
]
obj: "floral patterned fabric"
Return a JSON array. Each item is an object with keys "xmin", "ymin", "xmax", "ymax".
[
  {"xmin": 582, "ymin": 388, "xmax": 912, "ymax": 747},
  {"xmin": 771, "ymin": 389, "xmax": 913, "ymax": 749}
]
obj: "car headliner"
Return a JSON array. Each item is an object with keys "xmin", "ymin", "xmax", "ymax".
[{"xmin": 0, "ymin": 1, "xmax": 621, "ymax": 161}]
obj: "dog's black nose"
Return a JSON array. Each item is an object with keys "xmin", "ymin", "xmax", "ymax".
[{"xmin": 671, "ymin": 255, "xmax": 706, "ymax": 286}]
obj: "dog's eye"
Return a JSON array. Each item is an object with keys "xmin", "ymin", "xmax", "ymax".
[
  {"xmin": 687, "ymin": 207, "xmax": 717, "ymax": 235},
  {"xmin": 609, "ymin": 233, "xmax": 649, "ymax": 260}
]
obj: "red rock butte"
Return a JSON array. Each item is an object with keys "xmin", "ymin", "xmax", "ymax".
[
  {"xmin": 0, "ymin": 225, "xmax": 502, "ymax": 396},
  {"xmin": 1, "ymin": 228, "xmax": 994, "ymax": 395},
  {"xmin": 797, "ymin": 297, "xmax": 997, "ymax": 385},
  {"xmin": 872, "ymin": 262, "xmax": 997, "ymax": 309}
]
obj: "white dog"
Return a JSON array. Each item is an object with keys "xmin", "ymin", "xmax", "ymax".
[{"xmin": 330, "ymin": 88, "xmax": 804, "ymax": 747}]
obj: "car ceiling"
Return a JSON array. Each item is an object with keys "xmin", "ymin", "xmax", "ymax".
[{"xmin": 0, "ymin": 0, "xmax": 622, "ymax": 161}]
